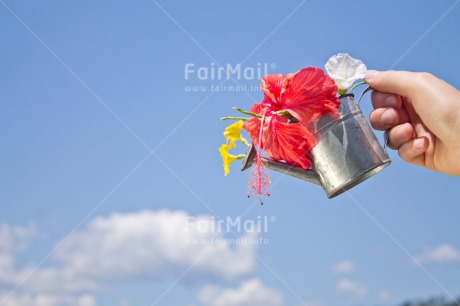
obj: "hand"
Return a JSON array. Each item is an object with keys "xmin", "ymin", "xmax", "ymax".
[{"xmin": 365, "ymin": 70, "xmax": 460, "ymax": 175}]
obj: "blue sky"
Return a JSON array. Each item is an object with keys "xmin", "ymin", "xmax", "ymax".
[{"xmin": 1, "ymin": 1, "xmax": 460, "ymax": 306}]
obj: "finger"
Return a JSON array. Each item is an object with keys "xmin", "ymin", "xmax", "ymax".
[
  {"xmin": 398, "ymin": 137, "xmax": 428, "ymax": 166},
  {"xmin": 369, "ymin": 107, "xmax": 411, "ymax": 131},
  {"xmin": 371, "ymin": 91, "xmax": 402, "ymax": 109},
  {"xmin": 387, "ymin": 123, "xmax": 415, "ymax": 150},
  {"xmin": 365, "ymin": 70, "xmax": 419, "ymax": 97},
  {"xmin": 370, "ymin": 108, "xmax": 399, "ymax": 130}
]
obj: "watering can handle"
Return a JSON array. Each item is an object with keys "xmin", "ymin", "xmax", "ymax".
[
  {"xmin": 356, "ymin": 85, "xmax": 374, "ymax": 105},
  {"xmin": 356, "ymin": 85, "xmax": 391, "ymax": 154}
]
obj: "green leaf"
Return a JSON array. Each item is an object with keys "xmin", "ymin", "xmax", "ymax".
[
  {"xmin": 233, "ymin": 107, "xmax": 262, "ymax": 118},
  {"xmin": 220, "ymin": 116, "xmax": 249, "ymax": 121}
]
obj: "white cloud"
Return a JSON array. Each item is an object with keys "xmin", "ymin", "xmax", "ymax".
[
  {"xmin": 0, "ymin": 252, "xmax": 15, "ymax": 284},
  {"xmin": 331, "ymin": 260, "xmax": 356, "ymax": 274},
  {"xmin": 0, "ymin": 223, "xmax": 99, "ymax": 294},
  {"xmin": 55, "ymin": 210, "xmax": 258, "ymax": 283},
  {"xmin": 336, "ymin": 279, "xmax": 367, "ymax": 299},
  {"xmin": 0, "ymin": 224, "xmax": 39, "ymax": 287},
  {"xmin": 0, "ymin": 223, "xmax": 36, "ymax": 261},
  {"xmin": 300, "ymin": 301, "xmax": 324, "ymax": 306},
  {"xmin": 0, "ymin": 210, "xmax": 261, "ymax": 305},
  {"xmin": 118, "ymin": 297, "xmax": 133, "ymax": 306},
  {"xmin": 378, "ymin": 290, "xmax": 391, "ymax": 302},
  {"xmin": 13, "ymin": 266, "xmax": 100, "ymax": 293},
  {"xmin": 414, "ymin": 244, "xmax": 460, "ymax": 264},
  {"xmin": 197, "ymin": 278, "xmax": 283, "ymax": 306},
  {"xmin": 0, "ymin": 223, "xmax": 36, "ymax": 251},
  {"xmin": 0, "ymin": 292, "xmax": 95, "ymax": 306}
]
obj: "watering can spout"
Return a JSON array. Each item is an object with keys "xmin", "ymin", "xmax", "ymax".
[{"xmin": 240, "ymin": 144, "xmax": 322, "ymax": 186}]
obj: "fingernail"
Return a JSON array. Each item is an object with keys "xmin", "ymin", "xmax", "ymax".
[
  {"xmin": 365, "ymin": 70, "xmax": 380, "ymax": 83},
  {"xmin": 382, "ymin": 108, "xmax": 397, "ymax": 126},
  {"xmin": 384, "ymin": 95, "xmax": 398, "ymax": 107}
]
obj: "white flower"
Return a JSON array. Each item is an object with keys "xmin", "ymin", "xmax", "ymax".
[{"xmin": 325, "ymin": 53, "xmax": 367, "ymax": 93}]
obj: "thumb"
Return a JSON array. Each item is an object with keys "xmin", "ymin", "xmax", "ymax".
[{"xmin": 364, "ymin": 70, "xmax": 419, "ymax": 97}]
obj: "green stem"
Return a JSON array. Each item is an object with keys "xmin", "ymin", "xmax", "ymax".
[
  {"xmin": 233, "ymin": 107, "xmax": 262, "ymax": 118},
  {"xmin": 348, "ymin": 81, "xmax": 366, "ymax": 93},
  {"xmin": 220, "ymin": 116, "xmax": 249, "ymax": 121}
]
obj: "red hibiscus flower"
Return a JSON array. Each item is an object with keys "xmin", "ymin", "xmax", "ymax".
[
  {"xmin": 254, "ymin": 67, "xmax": 340, "ymax": 122},
  {"xmin": 244, "ymin": 67, "xmax": 340, "ymax": 169},
  {"xmin": 244, "ymin": 115, "xmax": 316, "ymax": 169}
]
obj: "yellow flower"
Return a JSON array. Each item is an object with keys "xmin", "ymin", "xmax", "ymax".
[
  {"xmin": 219, "ymin": 144, "xmax": 246, "ymax": 176},
  {"xmin": 224, "ymin": 120, "xmax": 249, "ymax": 149},
  {"xmin": 218, "ymin": 120, "xmax": 250, "ymax": 176}
]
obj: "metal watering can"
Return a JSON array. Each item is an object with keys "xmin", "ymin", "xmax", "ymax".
[{"xmin": 240, "ymin": 93, "xmax": 391, "ymax": 198}]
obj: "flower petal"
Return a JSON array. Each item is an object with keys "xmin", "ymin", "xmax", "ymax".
[
  {"xmin": 325, "ymin": 53, "xmax": 367, "ymax": 90},
  {"xmin": 243, "ymin": 117, "xmax": 262, "ymax": 146},
  {"xmin": 244, "ymin": 115, "xmax": 315, "ymax": 169},
  {"xmin": 281, "ymin": 67, "xmax": 340, "ymax": 122},
  {"xmin": 218, "ymin": 144, "xmax": 245, "ymax": 176},
  {"xmin": 223, "ymin": 120, "xmax": 249, "ymax": 148},
  {"xmin": 261, "ymin": 74, "xmax": 288, "ymax": 106},
  {"xmin": 250, "ymin": 98, "xmax": 272, "ymax": 116}
]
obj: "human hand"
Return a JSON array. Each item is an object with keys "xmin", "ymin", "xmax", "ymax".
[{"xmin": 365, "ymin": 70, "xmax": 460, "ymax": 175}]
